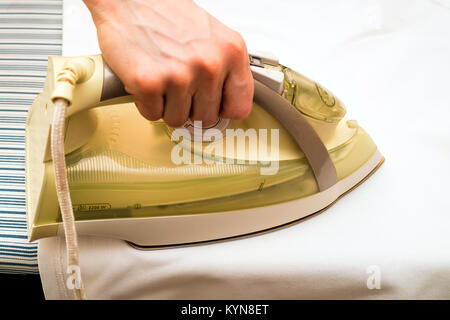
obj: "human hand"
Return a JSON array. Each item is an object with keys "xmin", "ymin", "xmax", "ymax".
[{"xmin": 83, "ymin": 0, "xmax": 254, "ymax": 127}]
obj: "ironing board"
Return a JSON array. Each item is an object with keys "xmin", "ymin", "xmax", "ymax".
[
  {"xmin": 38, "ymin": 0, "xmax": 450, "ymax": 299},
  {"xmin": 0, "ymin": 0, "xmax": 62, "ymax": 274}
]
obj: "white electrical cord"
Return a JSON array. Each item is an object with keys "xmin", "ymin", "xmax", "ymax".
[{"xmin": 51, "ymin": 98, "xmax": 86, "ymax": 300}]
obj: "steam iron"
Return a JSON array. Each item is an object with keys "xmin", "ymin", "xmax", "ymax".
[{"xmin": 26, "ymin": 52, "xmax": 384, "ymax": 247}]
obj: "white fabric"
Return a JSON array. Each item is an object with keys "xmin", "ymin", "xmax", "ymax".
[{"xmin": 38, "ymin": 0, "xmax": 450, "ymax": 299}]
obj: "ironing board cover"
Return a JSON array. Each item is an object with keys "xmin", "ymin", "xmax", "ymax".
[{"xmin": 0, "ymin": 0, "xmax": 62, "ymax": 274}]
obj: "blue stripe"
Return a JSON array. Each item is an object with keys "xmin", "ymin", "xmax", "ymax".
[
  {"xmin": 0, "ymin": 57, "xmax": 48, "ymax": 61},
  {"xmin": 0, "ymin": 4, "xmax": 62, "ymax": 9},
  {"xmin": 0, "ymin": 270, "xmax": 38, "ymax": 274},
  {"xmin": 0, "ymin": 202, "xmax": 25, "ymax": 205},
  {"xmin": 0, "ymin": 74, "xmax": 46, "ymax": 78},
  {"xmin": 0, "ymin": 42, "xmax": 61, "ymax": 46},
  {"xmin": 0, "ymin": 100, "xmax": 34, "ymax": 104},
  {"xmin": 0, "ymin": 248, "xmax": 36, "ymax": 254},
  {"xmin": 0, "ymin": 251, "xmax": 36, "ymax": 258},
  {"xmin": 0, "ymin": 221, "xmax": 27, "ymax": 225},
  {"xmin": 0, "ymin": 234, "xmax": 27, "ymax": 239},
  {"xmin": 0, "ymin": 18, "xmax": 62, "ymax": 24},
  {"xmin": 0, "ymin": 226, "xmax": 26, "ymax": 231},
  {"xmin": 0, "ymin": 262, "xmax": 38, "ymax": 267},
  {"xmin": 0, "ymin": 12, "xmax": 61, "ymax": 16},
  {"xmin": 0, "ymin": 146, "xmax": 25, "ymax": 150},
  {"xmin": 0, "ymin": 49, "xmax": 60, "ymax": 55},
  {"xmin": 0, "ymin": 92, "xmax": 41, "ymax": 95},
  {"xmin": 0, "ymin": 219, "xmax": 27, "ymax": 227},
  {"xmin": 0, "ymin": 243, "xmax": 36, "ymax": 250},
  {"xmin": 0, "ymin": 28, "xmax": 61, "ymax": 31},
  {"xmin": 0, "ymin": 127, "xmax": 25, "ymax": 131},
  {"xmin": 0, "ymin": 249, "xmax": 36, "ymax": 256}
]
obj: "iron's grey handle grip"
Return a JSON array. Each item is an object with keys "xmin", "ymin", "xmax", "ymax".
[{"xmin": 100, "ymin": 62, "xmax": 128, "ymax": 101}]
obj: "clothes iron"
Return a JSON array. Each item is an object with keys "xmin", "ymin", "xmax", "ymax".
[{"xmin": 26, "ymin": 52, "xmax": 384, "ymax": 248}]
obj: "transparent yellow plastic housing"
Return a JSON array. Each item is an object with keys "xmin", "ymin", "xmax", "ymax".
[{"xmin": 25, "ymin": 63, "xmax": 378, "ymax": 241}]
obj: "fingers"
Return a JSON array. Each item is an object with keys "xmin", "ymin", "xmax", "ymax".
[
  {"xmin": 132, "ymin": 57, "xmax": 227, "ymax": 127},
  {"xmin": 90, "ymin": 0, "xmax": 255, "ymax": 127},
  {"xmin": 163, "ymin": 76, "xmax": 192, "ymax": 127},
  {"xmin": 124, "ymin": 31, "xmax": 253, "ymax": 127},
  {"xmin": 220, "ymin": 67, "xmax": 253, "ymax": 120},
  {"xmin": 133, "ymin": 64, "xmax": 194, "ymax": 127},
  {"xmin": 190, "ymin": 61, "xmax": 224, "ymax": 126},
  {"xmin": 219, "ymin": 34, "xmax": 254, "ymax": 120},
  {"xmin": 131, "ymin": 70, "xmax": 165, "ymax": 122},
  {"xmin": 191, "ymin": 84, "xmax": 222, "ymax": 127},
  {"xmin": 134, "ymin": 96, "xmax": 164, "ymax": 122}
]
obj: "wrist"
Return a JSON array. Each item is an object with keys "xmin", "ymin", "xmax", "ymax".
[
  {"xmin": 83, "ymin": 0, "xmax": 118, "ymax": 25},
  {"xmin": 83, "ymin": 0, "xmax": 108, "ymax": 9},
  {"xmin": 83, "ymin": 0, "xmax": 118, "ymax": 15}
]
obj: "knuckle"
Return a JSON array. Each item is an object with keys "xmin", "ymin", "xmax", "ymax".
[
  {"xmin": 164, "ymin": 116, "xmax": 186, "ymax": 128},
  {"xmin": 202, "ymin": 115, "xmax": 219, "ymax": 127},
  {"xmin": 136, "ymin": 104, "xmax": 162, "ymax": 122},
  {"xmin": 192, "ymin": 55, "xmax": 221, "ymax": 81},
  {"xmin": 133, "ymin": 70, "xmax": 166, "ymax": 95},
  {"xmin": 225, "ymin": 32, "xmax": 247, "ymax": 58},
  {"xmin": 191, "ymin": 113, "xmax": 216, "ymax": 127},
  {"xmin": 168, "ymin": 68, "xmax": 192, "ymax": 91},
  {"xmin": 204, "ymin": 59, "xmax": 222, "ymax": 80},
  {"xmin": 238, "ymin": 102, "xmax": 253, "ymax": 119},
  {"xmin": 147, "ymin": 114, "xmax": 163, "ymax": 122},
  {"xmin": 224, "ymin": 98, "xmax": 253, "ymax": 120},
  {"xmin": 225, "ymin": 108, "xmax": 246, "ymax": 120},
  {"xmin": 190, "ymin": 112, "xmax": 202, "ymax": 121},
  {"xmin": 221, "ymin": 76, "xmax": 253, "ymax": 120},
  {"xmin": 238, "ymin": 95, "xmax": 254, "ymax": 119},
  {"xmin": 198, "ymin": 106, "xmax": 220, "ymax": 126}
]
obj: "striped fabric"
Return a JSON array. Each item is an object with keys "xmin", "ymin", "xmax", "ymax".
[{"xmin": 0, "ymin": 0, "xmax": 62, "ymax": 274}]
